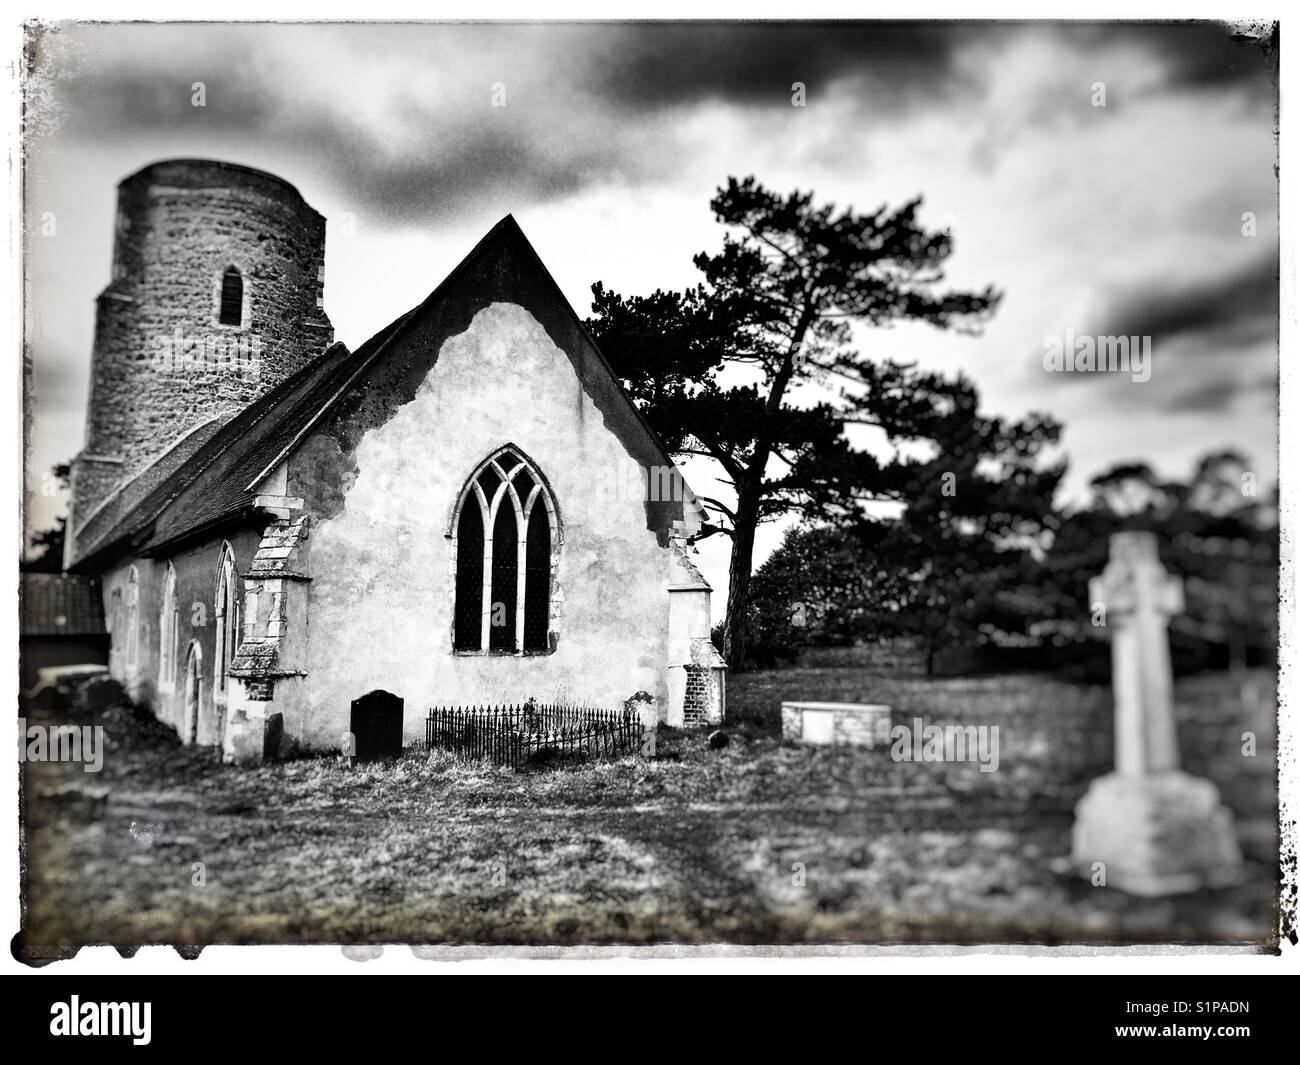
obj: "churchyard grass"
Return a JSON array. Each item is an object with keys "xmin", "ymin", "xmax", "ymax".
[{"xmin": 21, "ymin": 667, "xmax": 1276, "ymax": 950}]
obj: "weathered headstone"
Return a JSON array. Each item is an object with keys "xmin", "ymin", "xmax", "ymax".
[
  {"xmin": 225, "ymin": 709, "xmax": 285, "ymax": 766},
  {"xmin": 349, "ymin": 690, "xmax": 404, "ymax": 762},
  {"xmin": 1071, "ymin": 532, "xmax": 1242, "ymax": 895},
  {"xmin": 624, "ymin": 690, "xmax": 658, "ymax": 731},
  {"xmin": 625, "ymin": 690, "xmax": 658, "ymax": 756}
]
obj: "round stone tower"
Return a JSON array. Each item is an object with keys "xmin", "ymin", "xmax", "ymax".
[{"xmin": 69, "ymin": 159, "xmax": 334, "ymax": 538}]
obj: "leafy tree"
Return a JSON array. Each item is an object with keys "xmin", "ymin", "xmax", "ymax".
[
  {"xmin": 748, "ymin": 520, "xmax": 909, "ymax": 660},
  {"xmin": 749, "ymin": 376, "xmax": 1063, "ymax": 673},
  {"xmin": 23, "ymin": 462, "xmax": 70, "ymax": 573},
  {"xmin": 879, "ymin": 377, "xmax": 1063, "ymax": 673},
  {"xmin": 588, "ymin": 177, "xmax": 999, "ymax": 668}
]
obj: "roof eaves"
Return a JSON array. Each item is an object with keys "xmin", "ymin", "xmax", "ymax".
[
  {"xmin": 71, "ymin": 341, "xmax": 354, "ymax": 570},
  {"xmin": 71, "ymin": 416, "xmax": 228, "ymax": 536}
]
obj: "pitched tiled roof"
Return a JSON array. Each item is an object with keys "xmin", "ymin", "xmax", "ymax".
[
  {"xmin": 21, "ymin": 573, "xmax": 106, "ymax": 636},
  {"xmin": 72, "ymin": 417, "xmax": 228, "ymax": 548},
  {"xmin": 67, "ymin": 340, "xmax": 351, "ymax": 567},
  {"xmin": 142, "ymin": 316, "xmax": 411, "ymax": 551}
]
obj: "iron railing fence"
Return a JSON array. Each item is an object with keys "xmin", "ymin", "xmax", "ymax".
[{"xmin": 425, "ymin": 700, "xmax": 644, "ymax": 770}]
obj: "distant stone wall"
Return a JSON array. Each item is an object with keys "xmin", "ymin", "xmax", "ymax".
[
  {"xmin": 797, "ymin": 639, "xmax": 934, "ymax": 675},
  {"xmin": 71, "ymin": 160, "xmax": 333, "ymax": 529},
  {"xmin": 794, "ymin": 635, "xmax": 1001, "ymax": 676}
]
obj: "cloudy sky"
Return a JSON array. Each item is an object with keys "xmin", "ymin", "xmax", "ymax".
[{"xmin": 24, "ymin": 20, "xmax": 1278, "ymax": 599}]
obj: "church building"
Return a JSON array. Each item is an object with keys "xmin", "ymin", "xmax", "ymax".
[{"xmin": 64, "ymin": 159, "xmax": 725, "ymax": 763}]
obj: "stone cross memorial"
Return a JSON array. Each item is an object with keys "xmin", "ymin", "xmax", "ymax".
[
  {"xmin": 1071, "ymin": 531, "xmax": 1243, "ymax": 895},
  {"xmin": 1095, "ymin": 531, "xmax": 1184, "ymax": 777}
]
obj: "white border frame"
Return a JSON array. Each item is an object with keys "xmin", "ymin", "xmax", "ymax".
[{"xmin": 4, "ymin": 2, "xmax": 1293, "ymax": 976}]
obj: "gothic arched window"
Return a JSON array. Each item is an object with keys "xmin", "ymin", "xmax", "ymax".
[
  {"xmin": 451, "ymin": 446, "xmax": 559, "ymax": 654},
  {"xmin": 158, "ymin": 563, "xmax": 179, "ymax": 693},
  {"xmin": 213, "ymin": 544, "xmax": 240, "ymax": 698},
  {"xmin": 219, "ymin": 266, "xmax": 243, "ymax": 326}
]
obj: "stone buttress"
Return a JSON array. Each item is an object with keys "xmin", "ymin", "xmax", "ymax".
[
  {"xmin": 224, "ymin": 515, "xmax": 311, "ymax": 764},
  {"xmin": 666, "ymin": 538, "xmax": 726, "ymax": 727}
]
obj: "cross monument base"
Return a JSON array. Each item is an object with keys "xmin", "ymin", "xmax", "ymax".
[{"xmin": 1071, "ymin": 771, "xmax": 1244, "ymax": 896}]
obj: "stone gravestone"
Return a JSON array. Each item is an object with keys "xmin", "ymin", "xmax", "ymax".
[
  {"xmin": 349, "ymin": 690, "xmax": 404, "ymax": 762},
  {"xmin": 1071, "ymin": 531, "xmax": 1242, "ymax": 895},
  {"xmin": 624, "ymin": 690, "xmax": 657, "ymax": 757}
]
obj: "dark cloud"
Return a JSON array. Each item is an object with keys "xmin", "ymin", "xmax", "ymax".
[
  {"xmin": 1085, "ymin": 20, "xmax": 1279, "ymax": 95},
  {"xmin": 582, "ymin": 22, "xmax": 989, "ymax": 111},
  {"xmin": 315, "ymin": 119, "xmax": 653, "ymax": 228},
  {"xmin": 1099, "ymin": 255, "xmax": 1278, "ymax": 354},
  {"xmin": 23, "ymin": 22, "xmax": 1012, "ymax": 227},
  {"xmin": 42, "ymin": 64, "xmax": 278, "ymax": 136},
  {"xmin": 1037, "ymin": 255, "xmax": 1276, "ymax": 414},
  {"xmin": 24, "ymin": 20, "xmax": 1281, "ymax": 231},
  {"xmin": 585, "ymin": 21, "xmax": 1278, "ymax": 112},
  {"xmin": 28, "ymin": 24, "xmax": 679, "ymax": 226},
  {"xmin": 1164, "ymin": 371, "xmax": 1274, "ymax": 414},
  {"xmin": 21, "ymin": 22, "xmax": 1001, "ymax": 227}
]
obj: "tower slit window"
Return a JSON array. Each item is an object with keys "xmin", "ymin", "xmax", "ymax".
[{"xmin": 219, "ymin": 266, "xmax": 243, "ymax": 326}]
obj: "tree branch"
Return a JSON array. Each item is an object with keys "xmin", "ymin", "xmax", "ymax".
[
  {"xmin": 743, "ymin": 223, "xmax": 800, "ymax": 267},
  {"xmin": 696, "ymin": 495, "xmax": 737, "ymax": 521}
]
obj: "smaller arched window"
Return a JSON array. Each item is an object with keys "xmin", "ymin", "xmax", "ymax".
[
  {"xmin": 182, "ymin": 640, "xmax": 203, "ymax": 746},
  {"xmin": 213, "ymin": 545, "xmax": 240, "ymax": 698},
  {"xmin": 219, "ymin": 266, "xmax": 243, "ymax": 326},
  {"xmin": 126, "ymin": 566, "xmax": 140, "ymax": 667},
  {"xmin": 158, "ymin": 563, "xmax": 179, "ymax": 693}
]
